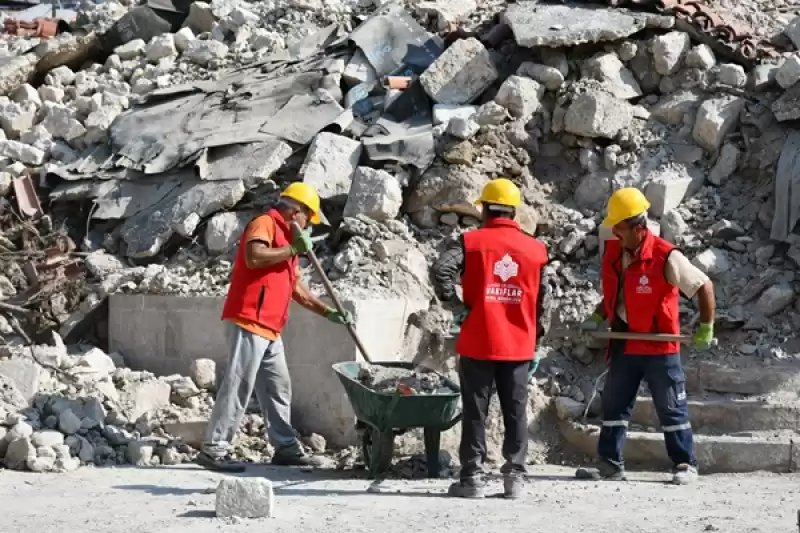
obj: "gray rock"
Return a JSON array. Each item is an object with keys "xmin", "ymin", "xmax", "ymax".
[
  {"xmin": 756, "ymin": 283, "xmax": 795, "ymax": 316},
  {"xmin": 420, "ymin": 38, "xmax": 498, "ymax": 105},
  {"xmin": 84, "ymin": 252, "xmax": 126, "ymax": 278},
  {"xmin": 661, "ymin": 210, "xmax": 687, "ymax": 243},
  {"xmin": 342, "ymin": 167, "xmax": 403, "ymax": 222},
  {"xmin": 564, "ymin": 91, "xmax": 633, "ymax": 139},
  {"xmin": 750, "ymin": 63, "xmax": 779, "ymax": 91},
  {"xmin": 216, "ymin": 478, "xmax": 275, "ymax": 519},
  {"xmin": 503, "ymin": 3, "xmax": 651, "ymax": 47},
  {"xmin": 190, "ymin": 359, "xmax": 216, "ymax": 390},
  {"xmin": 299, "ymin": 132, "xmax": 362, "ymax": 201},
  {"xmin": 650, "ymin": 90, "xmax": 701, "ymax": 125},
  {"xmin": 692, "ymin": 96, "xmax": 745, "ymax": 153},
  {"xmin": 145, "ymin": 34, "xmax": 177, "ymax": 62},
  {"xmin": 114, "ymin": 39, "xmax": 145, "ymax": 60},
  {"xmin": 432, "ymin": 104, "xmax": 477, "ymax": 127},
  {"xmin": 342, "ymin": 49, "xmax": 378, "ymax": 88},
  {"xmin": 127, "ymin": 440, "xmax": 155, "ymax": 466},
  {"xmin": 205, "ymin": 211, "xmax": 252, "ymax": 255},
  {"xmin": 707, "ymin": 143, "xmax": 740, "ymax": 186},
  {"xmin": 517, "ymin": 62, "xmax": 564, "ymax": 91},
  {"xmin": 31, "ymin": 430, "xmax": 64, "ymax": 448},
  {"xmin": 777, "ymin": 54, "xmax": 800, "ymax": 89},
  {"xmin": 685, "ymin": 44, "xmax": 715, "ymax": 70},
  {"xmin": 4, "ymin": 437, "xmax": 34, "ymax": 470},
  {"xmin": 474, "ymin": 101, "xmax": 508, "ymax": 125},
  {"xmin": 447, "ymin": 116, "xmax": 479, "ymax": 139},
  {"xmin": 715, "ymin": 64, "xmax": 746, "ymax": 88},
  {"xmin": 494, "ymin": 75, "xmax": 544, "ymax": 119},
  {"xmin": 0, "ymin": 140, "xmax": 45, "ymax": 165},
  {"xmin": 582, "ymin": 52, "xmax": 642, "ymax": 99},
  {"xmin": 652, "ymin": 31, "xmax": 690, "ymax": 75},
  {"xmin": 691, "ymin": 248, "xmax": 730, "ymax": 277},
  {"xmin": 58, "ymin": 409, "xmax": 82, "ymax": 435},
  {"xmin": 184, "ymin": 40, "xmax": 229, "ymax": 66},
  {"xmin": 555, "ymin": 396, "xmax": 585, "ymax": 420},
  {"xmin": 0, "ymin": 171, "xmax": 10, "ymax": 197}
]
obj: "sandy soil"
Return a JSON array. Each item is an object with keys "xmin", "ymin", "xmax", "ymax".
[{"xmin": 1, "ymin": 464, "xmax": 798, "ymax": 533}]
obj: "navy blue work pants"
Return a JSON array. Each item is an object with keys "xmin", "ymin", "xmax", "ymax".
[{"xmin": 598, "ymin": 343, "xmax": 695, "ymax": 470}]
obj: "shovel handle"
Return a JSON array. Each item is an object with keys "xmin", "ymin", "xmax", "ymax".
[
  {"xmin": 291, "ymin": 222, "xmax": 374, "ymax": 364},
  {"xmin": 589, "ymin": 331, "xmax": 692, "ymax": 343}
]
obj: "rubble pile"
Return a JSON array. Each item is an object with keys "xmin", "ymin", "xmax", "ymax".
[
  {"xmin": 356, "ymin": 363, "xmax": 450, "ymax": 394},
  {"xmin": 0, "ymin": 0, "xmax": 799, "ymax": 472}
]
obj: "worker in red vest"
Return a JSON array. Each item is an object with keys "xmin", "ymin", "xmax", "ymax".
[
  {"xmin": 576, "ymin": 187, "xmax": 715, "ymax": 485},
  {"xmin": 433, "ymin": 178, "xmax": 549, "ymax": 499},
  {"xmin": 196, "ymin": 182, "xmax": 353, "ymax": 472}
]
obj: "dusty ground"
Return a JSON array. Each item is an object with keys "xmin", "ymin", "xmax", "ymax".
[{"xmin": 1, "ymin": 464, "xmax": 797, "ymax": 533}]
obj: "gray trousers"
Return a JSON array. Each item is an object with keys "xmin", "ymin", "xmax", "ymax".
[{"xmin": 202, "ymin": 322, "xmax": 299, "ymax": 458}]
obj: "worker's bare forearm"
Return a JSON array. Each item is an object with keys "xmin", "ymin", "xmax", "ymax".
[
  {"xmin": 696, "ymin": 280, "xmax": 715, "ymax": 325},
  {"xmin": 245, "ymin": 241, "xmax": 294, "ymax": 269},
  {"xmin": 292, "ymin": 281, "xmax": 329, "ymax": 317}
]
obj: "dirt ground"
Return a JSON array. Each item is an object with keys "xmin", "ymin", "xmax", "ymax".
[{"xmin": 1, "ymin": 465, "xmax": 798, "ymax": 533}]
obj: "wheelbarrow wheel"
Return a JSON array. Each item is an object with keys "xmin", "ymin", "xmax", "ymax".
[{"xmin": 361, "ymin": 427, "xmax": 394, "ymax": 479}]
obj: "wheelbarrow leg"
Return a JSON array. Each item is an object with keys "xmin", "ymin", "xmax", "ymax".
[
  {"xmin": 363, "ymin": 428, "xmax": 395, "ymax": 479},
  {"xmin": 423, "ymin": 427, "xmax": 442, "ymax": 478}
]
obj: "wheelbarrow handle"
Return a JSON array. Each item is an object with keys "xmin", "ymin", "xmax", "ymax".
[{"xmin": 291, "ymin": 222, "xmax": 374, "ymax": 364}]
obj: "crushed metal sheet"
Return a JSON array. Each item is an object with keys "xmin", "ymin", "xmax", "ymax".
[
  {"xmin": 362, "ymin": 117, "xmax": 435, "ymax": 169},
  {"xmin": 259, "ymin": 92, "xmax": 345, "ymax": 145},
  {"xmin": 13, "ymin": 174, "xmax": 43, "ymax": 217},
  {"xmin": 349, "ymin": 3, "xmax": 443, "ymax": 77},
  {"xmin": 502, "ymin": 1, "xmax": 655, "ymax": 48},
  {"xmin": 771, "ymin": 130, "xmax": 800, "ymax": 242},
  {"xmin": 194, "ymin": 139, "xmax": 293, "ymax": 182},
  {"xmin": 118, "ymin": 178, "xmax": 246, "ymax": 258}
]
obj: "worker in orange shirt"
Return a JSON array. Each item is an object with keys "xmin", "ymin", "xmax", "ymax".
[{"xmin": 196, "ymin": 183, "xmax": 353, "ymax": 472}]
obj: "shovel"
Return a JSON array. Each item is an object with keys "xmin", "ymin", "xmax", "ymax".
[{"xmin": 291, "ymin": 222, "xmax": 374, "ymax": 364}]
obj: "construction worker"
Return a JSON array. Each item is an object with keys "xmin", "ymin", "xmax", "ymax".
[
  {"xmin": 196, "ymin": 183, "xmax": 354, "ymax": 472},
  {"xmin": 577, "ymin": 187, "xmax": 715, "ymax": 485},
  {"xmin": 433, "ymin": 178, "xmax": 548, "ymax": 499}
]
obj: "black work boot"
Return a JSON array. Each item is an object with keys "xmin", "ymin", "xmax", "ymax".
[
  {"xmin": 575, "ymin": 460, "xmax": 627, "ymax": 481},
  {"xmin": 271, "ymin": 445, "xmax": 325, "ymax": 467},
  {"xmin": 447, "ymin": 475, "xmax": 485, "ymax": 499},
  {"xmin": 194, "ymin": 450, "xmax": 246, "ymax": 473}
]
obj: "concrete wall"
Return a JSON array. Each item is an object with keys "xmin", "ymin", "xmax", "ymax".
[{"xmin": 108, "ymin": 294, "xmax": 428, "ymax": 447}]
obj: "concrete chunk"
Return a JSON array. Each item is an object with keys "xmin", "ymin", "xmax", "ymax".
[
  {"xmin": 420, "ymin": 37, "xmax": 498, "ymax": 105},
  {"xmin": 564, "ymin": 91, "xmax": 632, "ymax": 139},
  {"xmin": 776, "ymin": 54, "xmax": 800, "ymax": 89},
  {"xmin": 216, "ymin": 478, "xmax": 275, "ymax": 519},
  {"xmin": 756, "ymin": 283, "xmax": 795, "ymax": 316},
  {"xmin": 685, "ymin": 44, "xmax": 715, "ymax": 69},
  {"xmin": 494, "ymin": 75, "xmax": 544, "ymax": 119},
  {"xmin": 652, "ymin": 31, "xmax": 690, "ymax": 75},
  {"xmin": 205, "ymin": 211, "xmax": 252, "ymax": 255},
  {"xmin": 343, "ymin": 167, "xmax": 403, "ymax": 222},
  {"xmin": 692, "ymin": 96, "xmax": 744, "ymax": 153},
  {"xmin": 651, "ymin": 90, "xmax": 701, "ymax": 125},
  {"xmin": 582, "ymin": 52, "xmax": 642, "ymax": 99},
  {"xmin": 691, "ymin": 248, "xmax": 730, "ymax": 277},
  {"xmin": 342, "ymin": 50, "xmax": 377, "ymax": 88},
  {"xmin": 300, "ymin": 132, "xmax": 362, "ymax": 201},
  {"xmin": 708, "ymin": 143, "xmax": 740, "ymax": 186},
  {"xmin": 784, "ymin": 16, "xmax": 800, "ymax": 49},
  {"xmin": 114, "ymin": 39, "xmax": 145, "ymax": 60},
  {"xmin": 517, "ymin": 62, "xmax": 564, "ymax": 91},
  {"xmin": 645, "ymin": 175, "xmax": 692, "ymax": 217},
  {"xmin": 432, "ymin": 104, "xmax": 477, "ymax": 127}
]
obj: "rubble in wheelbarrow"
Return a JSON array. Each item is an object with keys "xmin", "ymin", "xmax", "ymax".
[
  {"xmin": 356, "ymin": 364, "xmax": 450, "ymax": 395},
  {"xmin": 0, "ymin": 0, "xmax": 800, "ymax": 476}
]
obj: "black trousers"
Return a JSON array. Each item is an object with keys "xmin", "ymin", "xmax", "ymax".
[{"xmin": 457, "ymin": 356, "xmax": 530, "ymax": 479}]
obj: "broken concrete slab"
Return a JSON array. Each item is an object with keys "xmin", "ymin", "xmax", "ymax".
[
  {"xmin": 118, "ymin": 179, "xmax": 246, "ymax": 258},
  {"xmin": 420, "ymin": 37, "xmax": 498, "ymax": 105},
  {"xmin": 194, "ymin": 139, "xmax": 293, "ymax": 184},
  {"xmin": 564, "ymin": 91, "xmax": 633, "ymax": 139},
  {"xmin": 685, "ymin": 360, "xmax": 800, "ymax": 396},
  {"xmin": 300, "ymin": 132, "xmax": 363, "ymax": 201},
  {"xmin": 115, "ymin": 379, "xmax": 171, "ymax": 421},
  {"xmin": 216, "ymin": 478, "xmax": 275, "ymax": 519},
  {"xmin": 503, "ymin": 2, "xmax": 657, "ymax": 48}
]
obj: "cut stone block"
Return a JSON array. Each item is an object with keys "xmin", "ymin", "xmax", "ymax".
[
  {"xmin": 692, "ymin": 95, "xmax": 745, "ymax": 153},
  {"xmin": 342, "ymin": 167, "xmax": 403, "ymax": 222},
  {"xmin": 216, "ymin": 478, "xmax": 275, "ymax": 519},
  {"xmin": 564, "ymin": 91, "xmax": 632, "ymax": 139},
  {"xmin": 300, "ymin": 132, "xmax": 362, "ymax": 201},
  {"xmin": 645, "ymin": 176, "xmax": 693, "ymax": 217},
  {"xmin": 420, "ymin": 37, "xmax": 498, "ymax": 105}
]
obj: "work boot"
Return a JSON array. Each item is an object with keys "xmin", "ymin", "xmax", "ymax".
[
  {"xmin": 503, "ymin": 474, "xmax": 523, "ymax": 499},
  {"xmin": 671, "ymin": 463, "xmax": 698, "ymax": 485},
  {"xmin": 194, "ymin": 450, "xmax": 246, "ymax": 473},
  {"xmin": 447, "ymin": 476, "xmax": 485, "ymax": 499},
  {"xmin": 575, "ymin": 460, "xmax": 627, "ymax": 481},
  {"xmin": 271, "ymin": 445, "xmax": 325, "ymax": 467}
]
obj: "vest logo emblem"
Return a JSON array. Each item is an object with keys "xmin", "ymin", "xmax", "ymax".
[
  {"xmin": 493, "ymin": 254, "xmax": 519, "ymax": 282},
  {"xmin": 636, "ymin": 274, "xmax": 652, "ymax": 294}
]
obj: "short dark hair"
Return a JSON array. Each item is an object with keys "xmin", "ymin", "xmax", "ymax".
[
  {"xmin": 623, "ymin": 213, "xmax": 648, "ymax": 228},
  {"xmin": 483, "ymin": 203, "xmax": 516, "ymax": 219}
]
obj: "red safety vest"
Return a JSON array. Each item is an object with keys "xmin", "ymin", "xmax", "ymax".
[
  {"xmin": 601, "ymin": 231, "xmax": 681, "ymax": 355},
  {"xmin": 221, "ymin": 209, "xmax": 298, "ymax": 333},
  {"xmin": 456, "ymin": 218, "xmax": 548, "ymax": 361}
]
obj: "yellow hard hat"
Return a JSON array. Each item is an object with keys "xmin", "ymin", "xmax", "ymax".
[
  {"xmin": 602, "ymin": 187, "xmax": 651, "ymax": 227},
  {"xmin": 280, "ymin": 182, "xmax": 321, "ymax": 224},
  {"xmin": 475, "ymin": 178, "xmax": 521, "ymax": 208}
]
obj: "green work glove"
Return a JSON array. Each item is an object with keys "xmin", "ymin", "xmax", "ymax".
[
  {"xmin": 324, "ymin": 308, "xmax": 353, "ymax": 325},
  {"xmin": 580, "ymin": 312, "xmax": 604, "ymax": 331},
  {"xmin": 290, "ymin": 228, "xmax": 312, "ymax": 256},
  {"xmin": 693, "ymin": 322, "xmax": 714, "ymax": 350},
  {"xmin": 527, "ymin": 357, "xmax": 539, "ymax": 380},
  {"xmin": 449, "ymin": 308, "xmax": 469, "ymax": 336}
]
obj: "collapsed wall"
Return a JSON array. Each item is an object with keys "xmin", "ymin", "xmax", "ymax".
[{"xmin": 0, "ymin": 0, "xmax": 800, "ymax": 473}]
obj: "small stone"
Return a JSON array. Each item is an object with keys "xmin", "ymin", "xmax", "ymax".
[
  {"xmin": 420, "ymin": 37, "xmax": 498, "ymax": 105},
  {"xmin": 31, "ymin": 430, "xmax": 64, "ymax": 448},
  {"xmin": 651, "ymin": 31, "xmax": 691, "ymax": 75},
  {"xmin": 555, "ymin": 396, "xmax": 585, "ymax": 420},
  {"xmin": 517, "ymin": 62, "xmax": 564, "ymax": 91},
  {"xmin": 216, "ymin": 478, "xmax": 275, "ymax": 519},
  {"xmin": 447, "ymin": 116, "xmax": 479, "ymax": 139},
  {"xmin": 685, "ymin": 44, "xmax": 715, "ymax": 70},
  {"xmin": 716, "ymin": 63, "xmax": 746, "ymax": 88},
  {"xmin": 146, "ymin": 33, "xmax": 177, "ymax": 62},
  {"xmin": 190, "ymin": 359, "xmax": 216, "ymax": 390},
  {"xmin": 342, "ymin": 167, "xmax": 403, "ymax": 222},
  {"xmin": 661, "ymin": 210, "xmax": 688, "ymax": 243},
  {"xmin": 692, "ymin": 96, "xmax": 745, "ymax": 153},
  {"xmin": 564, "ymin": 91, "xmax": 633, "ymax": 139},
  {"xmin": 58, "ymin": 409, "xmax": 82, "ymax": 435},
  {"xmin": 4, "ymin": 437, "xmax": 35, "ymax": 470},
  {"xmin": 707, "ymin": 143, "xmax": 740, "ymax": 185},
  {"xmin": 494, "ymin": 75, "xmax": 544, "ymax": 119},
  {"xmin": 127, "ymin": 440, "xmax": 155, "ymax": 466},
  {"xmin": 691, "ymin": 248, "xmax": 730, "ymax": 277},
  {"xmin": 777, "ymin": 54, "xmax": 800, "ymax": 89},
  {"xmin": 114, "ymin": 39, "xmax": 146, "ymax": 60},
  {"xmin": 756, "ymin": 283, "xmax": 795, "ymax": 316},
  {"xmin": 432, "ymin": 104, "xmax": 477, "ymax": 127},
  {"xmin": 474, "ymin": 101, "xmax": 508, "ymax": 125},
  {"xmin": 184, "ymin": 40, "xmax": 229, "ymax": 66},
  {"xmin": 302, "ymin": 433, "xmax": 326, "ymax": 453},
  {"xmin": 617, "ymin": 41, "xmax": 637, "ymax": 62},
  {"xmin": 174, "ymin": 27, "xmax": 196, "ymax": 52}
]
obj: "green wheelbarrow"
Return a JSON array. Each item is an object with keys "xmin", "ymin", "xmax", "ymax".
[{"xmin": 332, "ymin": 361, "xmax": 462, "ymax": 479}]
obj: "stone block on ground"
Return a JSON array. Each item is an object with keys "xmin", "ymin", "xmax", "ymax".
[
  {"xmin": 645, "ymin": 175, "xmax": 693, "ymax": 217},
  {"xmin": 564, "ymin": 91, "xmax": 632, "ymax": 139},
  {"xmin": 215, "ymin": 478, "xmax": 275, "ymax": 519},
  {"xmin": 581, "ymin": 52, "xmax": 642, "ymax": 99},
  {"xmin": 493, "ymin": 75, "xmax": 544, "ymax": 119},
  {"xmin": 651, "ymin": 31, "xmax": 690, "ymax": 75},
  {"xmin": 342, "ymin": 167, "xmax": 403, "ymax": 222},
  {"xmin": 776, "ymin": 54, "xmax": 800, "ymax": 89},
  {"xmin": 432, "ymin": 104, "xmax": 477, "ymax": 127},
  {"xmin": 300, "ymin": 132, "xmax": 362, "ymax": 201},
  {"xmin": 420, "ymin": 37, "xmax": 498, "ymax": 105},
  {"xmin": 692, "ymin": 95, "xmax": 745, "ymax": 153},
  {"xmin": 0, "ymin": 358, "xmax": 42, "ymax": 404},
  {"xmin": 205, "ymin": 211, "xmax": 253, "ymax": 255},
  {"xmin": 691, "ymin": 248, "xmax": 730, "ymax": 277},
  {"xmin": 116, "ymin": 379, "xmax": 171, "ymax": 421},
  {"xmin": 650, "ymin": 90, "xmax": 701, "ymax": 125}
]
